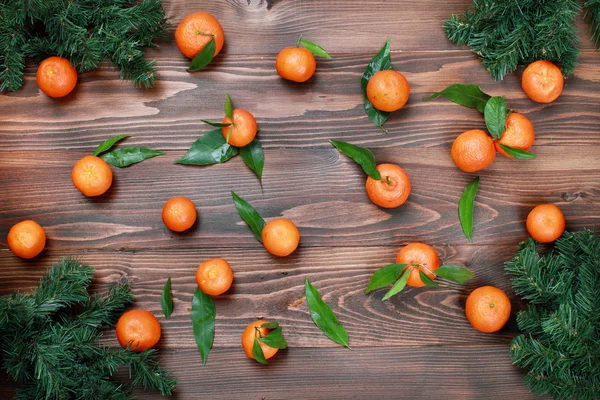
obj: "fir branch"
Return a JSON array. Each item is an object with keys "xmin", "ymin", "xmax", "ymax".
[
  {"xmin": 0, "ymin": 0, "xmax": 168, "ymax": 91},
  {"xmin": 506, "ymin": 230, "xmax": 600, "ymax": 400},
  {"xmin": 0, "ymin": 257, "xmax": 176, "ymax": 399}
]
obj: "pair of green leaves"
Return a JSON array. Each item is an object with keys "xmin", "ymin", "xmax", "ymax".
[
  {"xmin": 362, "ymin": 39, "xmax": 392, "ymax": 132},
  {"xmin": 92, "ymin": 135, "xmax": 164, "ymax": 167},
  {"xmin": 252, "ymin": 321, "xmax": 288, "ymax": 364},
  {"xmin": 330, "ymin": 140, "xmax": 382, "ymax": 180},
  {"xmin": 175, "ymin": 95, "xmax": 264, "ymax": 181},
  {"xmin": 366, "ymin": 263, "xmax": 475, "ymax": 300},
  {"xmin": 424, "ymin": 84, "xmax": 536, "ymax": 159},
  {"xmin": 305, "ymin": 278, "xmax": 350, "ymax": 349},
  {"xmin": 296, "ymin": 36, "xmax": 332, "ymax": 59},
  {"xmin": 231, "ymin": 191, "xmax": 266, "ymax": 242}
]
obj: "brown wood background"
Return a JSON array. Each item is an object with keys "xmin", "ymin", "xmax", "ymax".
[{"xmin": 1, "ymin": 0, "xmax": 599, "ymax": 398}]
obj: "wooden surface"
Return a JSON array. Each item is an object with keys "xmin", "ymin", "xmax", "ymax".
[{"xmin": 1, "ymin": 0, "xmax": 599, "ymax": 398}]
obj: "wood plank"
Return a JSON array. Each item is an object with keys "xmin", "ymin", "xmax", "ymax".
[
  {"xmin": 0, "ymin": 147, "xmax": 597, "ymax": 250},
  {"xmin": 0, "ymin": 245, "xmax": 552, "ymax": 349},
  {"xmin": 0, "ymin": 346, "xmax": 540, "ymax": 400},
  {"xmin": 2, "ymin": 51, "xmax": 600, "ymax": 150},
  {"xmin": 164, "ymin": 0, "xmax": 597, "ymax": 54}
]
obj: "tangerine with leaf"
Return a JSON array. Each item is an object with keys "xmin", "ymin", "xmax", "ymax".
[
  {"xmin": 366, "ymin": 70, "xmax": 410, "ymax": 112},
  {"xmin": 276, "ymin": 36, "xmax": 331, "ymax": 82},
  {"xmin": 365, "ymin": 163, "xmax": 411, "ymax": 209},
  {"xmin": 494, "ymin": 112, "xmax": 535, "ymax": 158},
  {"xmin": 241, "ymin": 320, "xmax": 287, "ymax": 364},
  {"xmin": 396, "ymin": 242, "xmax": 440, "ymax": 287},
  {"xmin": 175, "ymin": 12, "xmax": 224, "ymax": 59}
]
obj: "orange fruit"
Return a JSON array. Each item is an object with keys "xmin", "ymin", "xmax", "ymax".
[
  {"xmin": 494, "ymin": 112, "xmax": 535, "ymax": 158},
  {"xmin": 72, "ymin": 155, "xmax": 113, "ymax": 197},
  {"xmin": 262, "ymin": 218, "xmax": 300, "ymax": 257},
  {"xmin": 221, "ymin": 109, "xmax": 258, "ymax": 147},
  {"xmin": 451, "ymin": 129, "xmax": 496, "ymax": 173},
  {"xmin": 275, "ymin": 47, "xmax": 317, "ymax": 82},
  {"xmin": 116, "ymin": 310, "xmax": 161, "ymax": 352},
  {"xmin": 365, "ymin": 163, "xmax": 411, "ymax": 209},
  {"xmin": 196, "ymin": 258, "xmax": 234, "ymax": 296},
  {"xmin": 465, "ymin": 286, "xmax": 511, "ymax": 333},
  {"xmin": 522, "ymin": 60, "xmax": 564, "ymax": 103},
  {"xmin": 241, "ymin": 320, "xmax": 279, "ymax": 361},
  {"xmin": 7, "ymin": 220, "xmax": 46, "ymax": 259},
  {"xmin": 36, "ymin": 56, "xmax": 78, "ymax": 98},
  {"xmin": 162, "ymin": 196, "xmax": 197, "ymax": 232},
  {"xmin": 396, "ymin": 242, "xmax": 440, "ymax": 287},
  {"xmin": 366, "ymin": 70, "xmax": 410, "ymax": 112},
  {"xmin": 175, "ymin": 12, "xmax": 224, "ymax": 59},
  {"xmin": 526, "ymin": 204, "xmax": 565, "ymax": 243}
]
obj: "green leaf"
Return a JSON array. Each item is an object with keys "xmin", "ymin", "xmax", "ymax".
[
  {"xmin": 329, "ymin": 140, "xmax": 382, "ymax": 180},
  {"xmin": 382, "ymin": 268, "xmax": 411, "ymax": 300},
  {"xmin": 239, "ymin": 139, "xmax": 264, "ymax": 181},
  {"xmin": 498, "ymin": 144, "xmax": 537, "ymax": 159},
  {"xmin": 365, "ymin": 263, "xmax": 406, "ymax": 293},
  {"xmin": 161, "ymin": 277, "xmax": 173, "ymax": 320},
  {"xmin": 201, "ymin": 120, "xmax": 231, "ymax": 128},
  {"xmin": 191, "ymin": 288, "xmax": 215, "ymax": 365},
  {"xmin": 224, "ymin": 94, "xmax": 233, "ymax": 120},
  {"xmin": 484, "ymin": 96, "xmax": 507, "ymax": 139},
  {"xmin": 305, "ymin": 277, "xmax": 350, "ymax": 349},
  {"xmin": 260, "ymin": 321, "xmax": 280, "ymax": 330},
  {"xmin": 92, "ymin": 134, "xmax": 129, "ymax": 156},
  {"xmin": 419, "ymin": 270, "xmax": 439, "ymax": 287},
  {"xmin": 174, "ymin": 129, "xmax": 238, "ymax": 165},
  {"xmin": 252, "ymin": 337, "xmax": 267, "ymax": 364},
  {"xmin": 259, "ymin": 327, "xmax": 288, "ymax": 349},
  {"xmin": 100, "ymin": 147, "xmax": 164, "ymax": 168},
  {"xmin": 458, "ymin": 177, "xmax": 480, "ymax": 241},
  {"xmin": 231, "ymin": 191, "xmax": 266, "ymax": 243},
  {"xmin": 424, "ymin": 84, "xmax": 491, "ymax": 114},
  {"xmin": 299, "ymin": 39, "xmax": 332, "ymax": 59},
  {"xmin": 188, "ymin": 37, "xmax": 216, "ymax": 71},
  {"xmin": 361, "ymin": 39, "xmax": 392, "ymax": 131},
  {"xmin": 435, "ymin": 264, "xmax": 475, "ymax": 284}
]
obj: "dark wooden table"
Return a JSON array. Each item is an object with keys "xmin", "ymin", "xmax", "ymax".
[{"xmin": 1, "ymin": 1, "xmax": 599, "ymax": 398}]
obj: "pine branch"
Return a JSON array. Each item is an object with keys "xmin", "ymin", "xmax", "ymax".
[
  {"xmin": 0, "ymin": 257, "xmax": 176, "ymax": 399},
  {"xmin": 506, "ymin": 230, "xmax": 600, "ymax": 400}
]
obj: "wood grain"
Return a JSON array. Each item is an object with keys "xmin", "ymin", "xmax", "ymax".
[
  {"xmin": 0, "ymin": 245, "xmax": 552, "ymax": 349},
  {"xmin": 0, "ymin": 147, "xmax": 597, "ymax": 250},
  {"xmin": 0, "ymin": 346, "xmax": 538, "ymax": 400},
  {"xmin": 2, "ymin": 51, "xmax": 600, "ymax": 151}
]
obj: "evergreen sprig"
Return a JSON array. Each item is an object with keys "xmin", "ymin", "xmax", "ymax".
[
  {"xmin": 0, "ymin": 0, "xmax": 168, "ymax": 92},
  {"xmin": 444, "ymin": 0, "xmax": 581, "ymax": 80},
  {"xmin": 506, "ymin": 230, "xmax": 600, "ymax": 400},
  {"xmin": 0, "ymin": 257, "xmax": 176, "ymax": 399}
]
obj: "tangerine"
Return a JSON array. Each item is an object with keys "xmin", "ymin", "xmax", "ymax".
[
  {"xmin": 275, "ymin": 47, "xmax": 317, "ymax": 82},
  {"xmin": 262, "ymin": 218, "xmax": 300, "ymax": 257},
  {"xmin": 526, "ymin": 204, "xmax": 565, "ymax": 243},
  {"xmin": 365, "ymin": 163, "xmax": 411, "ymax": 209},
  {"xmin": 36, "ymin": 56, "xmax": 78, "ymax": 98},
  {"xmin": 522, "ymin": 60, "xmax": 564, "ymax": 103},
  {"xmin": 196, "ymin": 258, "xmax": 233, "ymax": 296},
  {"xmin": 465, "ymin": 286, "xmax": 511, "ymax": 333},
  {"xmin": 7, "ymin": 220, "xmax": 46, "ymax": 259},
  {"xmin": 366, "ymin": 70, "xmax": 410, "ymax": 112},
  {"xmin": 116, "ymin": 310, "xmax": 161, "ymax": 352},
  {"xmin": 162, "ymin": 196, "xmax": 197, "ymax": 232},
  {"xmin": 494, "ymin": 113, "xmax": 535, "ymax": 158},
  {"xmin": 451, "ymin": 129, "xmax": 496, "ymax": 173},
  {"xmin": 72, "ymin": 155, "xmax": 113, "ymax": 197},
  {"xmin": 396, "ymin": 242, "xmax": 440, "ymax": 287},
  {"xmin": 241, "ymin": 320, "xmax": 279, "ymax": 361},
  {"xmin": 175, "ymin": 12, "xmax": 224, "ymax": 59},
  {"xmin": 222, "ymin": 109, "xmax": 258, "ymax": 147}
]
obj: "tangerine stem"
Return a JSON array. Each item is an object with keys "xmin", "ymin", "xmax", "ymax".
[
  {"xmin": 195, "ymin": 31, "xmax": 216, "ymax": 37},
  {"xmin": 296, "ymin": 34, "xmax": 303, "ymax": 47}
]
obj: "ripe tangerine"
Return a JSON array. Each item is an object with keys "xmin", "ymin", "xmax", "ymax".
[
  {"xmin": 196, "ymin": 258, "xmax": 234, "ymax": 296},
  {"xmin": 116, "ymin": 310, "xmax": 161, "ymax": 352},
  {"xmin": 494, "ymin": 113, "xmax": 535, "ymax": 158},
  {"xmin": 262, "ymin": 218, "xmax": 300, "ymax": 257},
  {"xmin": 241, "ymin": 319, "xmax": 279, "ymax": 361},
  {"xmin": 521, "ymin": 60, "xmax": 564, "ymax": 103},
  {"xmin": 222, "ymin": 109, "xmax": 258, "ymax": 148},
  {"xmin": 396, "ymin": 242, "xmax": 440, "ymax": 287},
  {"xmin": 365, "ymin": 163, "xmax": 411, "ymax": 209},
  {"xmin": 7, "ymin": 220, "xmax": 46, "ymax": 259},
  {"xmin": 275, "ymin": 47, "xmax": 317, "ymax": 83},
  {"xmin": 465, "ymin": 286, "xmax": 511, "ymax": 333},
  {"xmin": 36, "ymin": 56, "xmax": 78, "ymax": 98},
  {"xmin": 162, "ymin": 196, "xmax": 197, "ymax": 232},
  {"xmin": 366, "ymin": 70, "xmax": 410, "ymax": 112},
  {"xmin": 526, "ymin": 204, "xmax": 565, "ymax": 243},
  {"xmin": 175, "ymin": 12, "xmax": 224, "ymax": 59},
  {"xmin": 451, "ymin": 129, "xmax": 496, "ymax": 173},
  {"xmin": 72, "ymin": 155, "xmax": 113, "ymax": 197}
]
